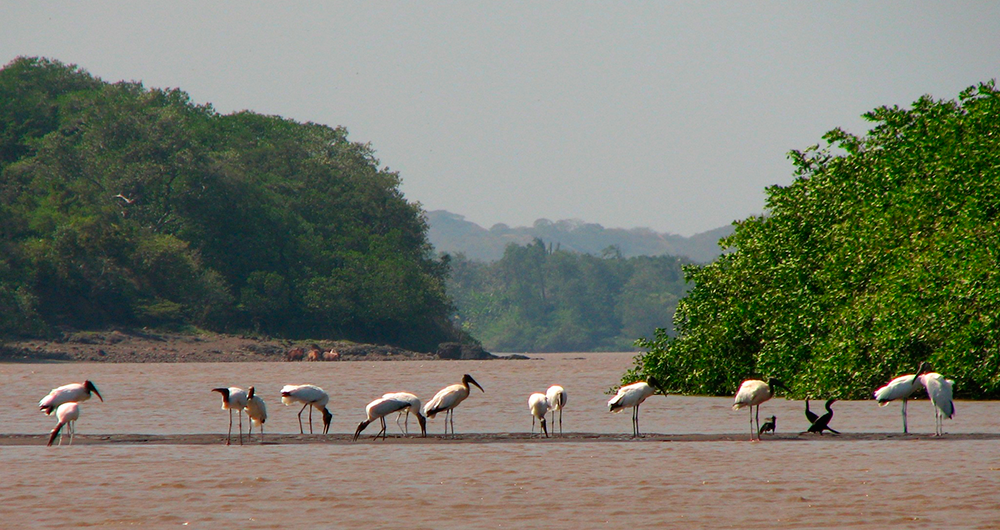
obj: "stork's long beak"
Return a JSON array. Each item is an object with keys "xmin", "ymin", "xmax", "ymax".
[
  {"xmin": 322, "ymin": 408, "xmax": 333, "ymax": 435},
  {"xmin": 87, "ymin": 381, "xmax": 104, "ymax": 402},
  {"xmin": 465, "ymin": 374, "xmax": 484, "ymax": 393},
  {"xmin": 353, "ymin": 420, "xmax": 370, "ymax": 442},
  {"xmin": 417, "ymin": 413, "xmax": 427, "ymax": 437}
]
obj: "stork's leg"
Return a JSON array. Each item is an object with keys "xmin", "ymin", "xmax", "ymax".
[
  {"xmin": 227, "ymin": 408, "xmax": 233, "ymax": 445},
  {"xmin": 558, "ymin": 409, "xmax": 563, "ymax": 435},
  {"xmin": 377, "ymin": 417, "xmax": 388, "ymax": 440},
  {"xmin": 902, "ymin": 399, "xmax": 908, "ymax": 434},
  {"xmin": 450, "ymin": 409, "xmax": 456, "ymax": 436},
  {"xmin": 531, "ymin": 415, "xmax": 536, "ymax": 434},
  {"xmin": 69, "ymin": 421, "xmax": 75, "ymax": 446},
  {"xmin": 297, "ymin": 403, "xmax": 308, "ymax": 434},
  {"xmin": 238, "ymin": 410, "xmax": 244, "ymax": 445},
  {"xmin": 748, "ymin": 407, "xmax": 754, "ymax": 441},
  {"xmin": 755, "ymin": 406, "xmax": 761, "ymax": 439},
  {"xmin": 309, "ymin": 405, "xmax": 314, "ymax": 434}
]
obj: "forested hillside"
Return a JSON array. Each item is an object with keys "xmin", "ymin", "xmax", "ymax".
[
  {"xmin": 427, "ymin": 210, "xmax": 733, "ymax": 263},
  {"xmin": 448, "ymin": 239, "xmax": 692, "ymax": 352},
  {"xmin": 0, "ymin": 57, "xmax": 463, "ymax": 351},
  {"xmin": 625, "ymin": 82, "xmax": 1000, "ymax": 398}
]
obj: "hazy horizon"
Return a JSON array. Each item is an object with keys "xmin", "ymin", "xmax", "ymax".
[{"xmin": 3, "ymin": 2, "xmax": 998, "ymax": 235}]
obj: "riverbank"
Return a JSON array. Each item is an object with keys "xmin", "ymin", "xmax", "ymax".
[{"xmin": 0, "ymin": 328, "xmax": 501, "ymax": 363}]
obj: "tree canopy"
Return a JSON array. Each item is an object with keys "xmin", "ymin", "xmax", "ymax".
[
  {"xmin": 0, "ymin": 57, "xmax": 463, "ymax": 351},
  {"xmin": 625, "ymin": 82, "xmax": 1000, "ymax": 399},
  {"xmin": 448, "ymin": 239, "xmax": 690, "ymax": 352}
]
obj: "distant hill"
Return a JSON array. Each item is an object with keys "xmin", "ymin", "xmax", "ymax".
[{"xmin": 426, "ymin": 210, "xmax": 734, "ymax": 263}]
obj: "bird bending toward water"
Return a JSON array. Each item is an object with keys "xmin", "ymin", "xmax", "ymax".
[
  {"xmin": 919, "ymin": 372, "xmax": 954, "ymax": 436},
  {"xmin": 212, "ymin": 387, "xmax": 248, "ymax": 445},
  {"xmin": 47, "ymin": 402, "xmax": 81, "ymax": 446},
  {"xmin": 39, "ymin": 380, "xmax": 103, "ymax": 415},
  {"xmin": 528, "ymin": 392, "xmax": 550, "ymax": 438},
  {"xmin": 545, "ymin": 385, "xmax": 567, "ymax": 435},
  {"xmin": 354, "ymin": 396, "xmax": 426, "ymax": 441},
  {"xmin": 874, "ymin": 362, "xmax": 930, "ymax": 433},
  {"xmin": 245, "ymin": 386, "xmax": 268, "ymax": 443},
  {"xmin": 423, "ymin": 374, "xmax": 485, "ymax": 435},
  {"xmin": 381, "ymin": 392, "xmax": 425, "ymax": 436},
  {"xmin": 733, "ymin": 377, "xmax": 786, "ymax": 441},
  {"xmin": 608, "ymin": 376, "xmax": 664, "ymax": 437},
  {"xmin": 280, "ymin": 384, "xmax": 333, "ymax": 435}
]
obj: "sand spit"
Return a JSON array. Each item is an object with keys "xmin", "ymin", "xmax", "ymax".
[{"xmin": 4, "ymin": 432, "xmax": 998, "ymax": 446}]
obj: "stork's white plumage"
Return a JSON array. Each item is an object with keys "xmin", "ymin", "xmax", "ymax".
[
  {"xmin": 39, "ymin": 380, "xmax": 103, "ymax": 415},
  {"xmin": 528, "ymin": 392, "xmax": 550, "ymax": 438},
  {"xmin": 423, "ymin": 374, "xmax": 484, "ymax": 435},
  {"xmin": 919, "ymin": 372, "xmax": 955, "ymax": 436},
  {"xmin": 212, "ymin": 387, "xmax": 248, "ymax": 445},
  {"xmin": 244, "ymin": 386, "xmax": 268, "ymax": 443},
  {"xmin": 382, "ymin": 392, "xmax": 424, "ymax": 436},
  {"xmin": 354, "ymin": 396, "xmax": 424, "ymax": 441},
  {"xmin": 608, "ymin": 377, "xmax": 661, "ymax": 437},
  {"xmin": 280, "ymin": 384, "xmax": 333, "ymax": 434},
  {"xmin": 874, "ymin": 362, "xmax": 930, "ymax": 433},
  {"xmin": 545, "ymin": 385, "xmax": 567, "ymax": 435},
  {"xmin": 47, "ymin": 402, "xmax": 80, "ymax": 446},
  {"xmin": 733, "ymin": 377, "xmax": 785, "ymax": 441}
]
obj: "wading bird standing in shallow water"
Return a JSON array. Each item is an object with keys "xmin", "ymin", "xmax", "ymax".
[
  {"xmin": 39, "ymin": 380, "xmax": 103, "ymax": 415},
  {"xmin": 245, "ymin": 386, "xmax": 267, "ymax": 443},
  {"xmin": 608, "ymin": 376, "xmax": 664, "ymax": 437},
  {"xmin": 528, "ymin": 392, "xmax": 550, "ymax": 438},
  {"xmin": 919, "ymin": 372, "xmax": 954, "ymax": 436},
  {"xmin": 212, "ymin": 386, "xmax": 248, "ymax": 445},
  {"xmin": 354, "ymin": 396, "xmax": 426, "ymax": 441},
  {"xmin": 545, "ymin": 385, "xmax": 567, "ymax": 435},
  {"xmin": 381, "ymin": 392, "xmax": 424, "ymax": 436},
  {"xmin": 280, "ymin": 384, "xmax": 333, "ymax": 435},
  {"xmin": 733, "ymin": 377, "xmax": 786, "ymax": 441},
  {"xmin": 423, "ymin": 374, "xmax": 485, "ymax": 435},
  {"xmin": 47, "ymin": 402, "xmax": 81, "ymax": 446},
  {"xmin": 874, "ymin": 362, "xmax": 930, "ymax": 433}
]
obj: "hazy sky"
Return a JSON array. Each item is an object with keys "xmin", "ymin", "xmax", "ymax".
[{"xmin": 3, "ymin": 2, "xmax": 998, "ymax": 235}]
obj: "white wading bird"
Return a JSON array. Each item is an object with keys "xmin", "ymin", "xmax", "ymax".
[
  {"xmin": 423, "ymin": 374, "xmax": 485, "ymax": 435},
  {"xmin": 608, "ymin": 376, "xmax": 664, "ymax": 437},
  {"xmin": 919, "ymin": 372, "xmax": 955, "ymax": 436},
  {"xmin": 354, "ymin": 396, "xmax": 427, "ymax": 441},
  {"xmin": 212, "ymin": 386, "xmax": 248, "ymax": 445},
  {"xmin": 874, "ymin": 362, "xmax": 930, "ymax": 434},
  {"xmin": 733, "ymin": 377, "xmax": 786, "ymax": 441},
  {"xmin": 47, "ymin": 402, "xmax": 81, "ymax": 446},
  {"xmin": 280, "ymin": 384, "xmax": 333, "ymax": 434},
  {"xmin": 245, "ymin": 386, "xmax": 268, "ymax": 443},
  {"xmin": 39, "ymin": 380, "xmax": 103, "ymax": 415},
  {"xmin": 528, "ymin": 392, "xmax": 550, "ymax": 438},
  {"xmin": 545, "ymin": 385, "xmax": 567, "ymax": 435},
  {"xmin": 381, "ymin": 392, "xmax": 424, "ymax": 436}
]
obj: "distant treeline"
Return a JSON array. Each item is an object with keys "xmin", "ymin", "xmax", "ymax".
[
  {"xmin": 447, "ymin": 239, "xmax": 692, "ymax": 352},
  {"xmin": 625, "ymin": 82, "xmax": 1000, "ymax": 398},
  {"xmin": 0, "ymin": 57, "xmax": 465, "ymax": 351}
]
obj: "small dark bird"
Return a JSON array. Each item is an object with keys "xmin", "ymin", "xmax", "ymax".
[
  {"xmin": 804, "ymin": 398, "xmax": 818, "ymax": 425},
  {"xmin": 806, "ymin": 399, "xmax": 840, "ymax": 435},
  {"xmin": 758, "ymin": 415, "xmax": 776, "ymax": 436}
]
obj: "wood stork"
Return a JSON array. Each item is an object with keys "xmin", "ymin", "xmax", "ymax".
[
  {"xmin": 381, "ymin": 392, "xmax": 426, "ymax": 436},
  {"xmin": 805, "ymin": 399, "xmax": 840, "ymax": 435},
  {"xmin": 758, "ymin": 415, "xmax": 776, "ymax": 436},
  {"xmin": 353, "ymin": 396, "xmax": 421, "ymax": 441},
  {"xmin": 423, "ymin": 374, "xmax": 485, "ymax": 435},
  {"xmin": 245, "ymin": 386, "xmax": 268, "ymax": 443},
  {"xmin": 528, "ymin": 392, "xmax": 550, "ymax": 438},
  {"xmin": 874, "ymin": 362, "xmax": 930, "ymax": 433},
  {"xmin": 212, "ymin": 387, "xmax": 248, "ymax": 445},
  {"xmin": 919, "ymin": 372, "xmax": 955, "ymax": 436},
  {"xmin": 733, "ymin": 377, "xmax": 786, "ymax": 441},
  {"xmin": 39, "ymin": 380, "xmax": 103, "ymax": 415},
  {"xmin": 46, "ymin": 402, "xmax": 80, "ymax": 446},
  {"xmin": 608, "ymin": 376, "xmax": 664, "ymax": 437},
  {"xmin": 545, "ymin": 385, "xmax": 567, "ymax": 435},
  {"xmin": 280, "ymin": 384, "xmax": 333, "ymax": 434}
]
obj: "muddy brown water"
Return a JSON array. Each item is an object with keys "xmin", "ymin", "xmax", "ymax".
[{"xmin": 2, "ymin": 352, "xmax": 998, "ymax": 528}]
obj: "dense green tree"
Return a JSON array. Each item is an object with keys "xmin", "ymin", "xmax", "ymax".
[
  {"xmin": 447, "ymin": 240, "xmax": 691, "ymax": 352},
  {"xmin": 626, "ymin": 82, "xmax": 1000, "ymax": 398},
  {"xmin": 0, "ymin": 57, "xmax": 463, "ymax": 351}
]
